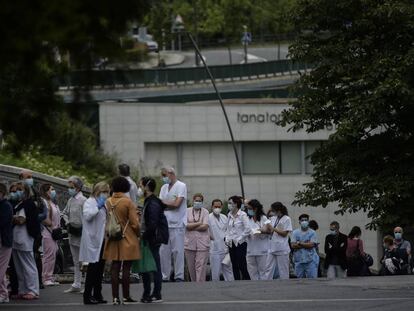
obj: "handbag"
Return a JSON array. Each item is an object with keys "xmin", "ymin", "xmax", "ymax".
[
  {"xmin": 45, "ymin": 201, "xmax": 63, "ymax": 241},
  {"xmin": 362, "ymin": 252, "xmax": 374, "ymax": 267},
  {"xmin": 131, "ymin": 240, "xmax": 157, "ymax": 274}
]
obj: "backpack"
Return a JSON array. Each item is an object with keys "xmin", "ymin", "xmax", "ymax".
[{"xmin": 105, "ymin": 198, "xmax": 129, "ymax": 241}]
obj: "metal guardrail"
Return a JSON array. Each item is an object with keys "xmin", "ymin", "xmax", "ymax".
[
  {"xmin": 57, "ymin": 59, "xmax": 309, "ymax": 89},
  {"xmin": 0, "ymin": 164, "xmax": 91, "ymax": 210}
]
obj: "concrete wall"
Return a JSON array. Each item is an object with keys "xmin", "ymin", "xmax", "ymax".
[{"xmin": 99, "ymin": 99, "xmax": 382, "ymax": 268}]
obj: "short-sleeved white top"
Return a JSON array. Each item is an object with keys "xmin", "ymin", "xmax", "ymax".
[
  {"xmin": 247, "ymin": 216, "xmax": 271, "ymax": 256},
  {"xmin": 269, "ymin": 215, "xmax": 292, "ymax": 255},
  {"xmin": 159, "ymin": 180, "xmax": 187, "ymax": 228}
]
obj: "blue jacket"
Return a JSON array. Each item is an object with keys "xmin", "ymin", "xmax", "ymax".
[{"xmin": 0, "ymin": 198, "xmax": 13, "ymax": 248}]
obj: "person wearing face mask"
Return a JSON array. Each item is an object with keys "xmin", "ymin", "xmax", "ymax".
[
  {"xmin": 39, "ymin": 183, "xmax": 61, "ymax": 287},
  {"xmin": 393, "ymin": 227, "xmax": 411, "ymax": 274},
  {"xmin": 0, "ymin": 183, "xmax": 13, "ymax": 303},
  {"xmin": 208, "ymin": 199, "xmax": 234, "ymax": 282},
  {"xmin": 159, "ymin": 167, "xmax": 187, "ymax": 282},
  {"xmin": 62, "ymin": 176, "xmax": 87, "ymax": 293},
  {"xmin": 79, "ymin": 182, "xmax": 110, "ymax": 304},
  {"xmin": 324, "ymin": 221, "xmax": 347, "ymax": 279},
  {"xmin": 19, "ymin": 170, "xmax": 47, "ymax": 290},
  {"xmin": 265, "ymin": 202, "xmax": 292, "ymax": 280},
  {"xmin": 245, "ymin": 199, "xmax": 272, "ymax": 280},
  {"xmin": 184, "ymin": 194, "xmax": 210, "ymax": 282},
  {"xmin": 291, "ymin": 214, "xmax": 319, "ymax": 278},
  {"xmin": 139, "ymin": 177, "xmax": 168, "ymax": 303},
  {"xmin": 224, "ymin": 195, "xmax": 251, "ymax": 280},
  {"xmin": 380, "ymin": 235, "xmax": 406, "ymax": 275},
  {"xmin": 12, "ymin": 182, "xmax": 40, "ymax": 300}
]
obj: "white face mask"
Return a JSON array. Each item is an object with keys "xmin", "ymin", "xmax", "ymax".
[
  {"xmin": 137, "ymin": 187, "xmax": 144, "ymax": 198},
  {"xmin": 213, "ymin": 208, "xmax": 221, "ymax": 215}
]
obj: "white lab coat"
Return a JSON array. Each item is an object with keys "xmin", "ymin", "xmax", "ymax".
[{"xmin": 79, "ymin": 197, "xmax": 106, "ymax": 263}]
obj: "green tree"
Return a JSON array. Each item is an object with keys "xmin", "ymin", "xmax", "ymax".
[
  {"xmin": 0, "ymin": 0, "xmax": 148, "ymax": 166},
  {"xmin": 279, "ymin": 0, "xmax": 414, "ymax": 229}
]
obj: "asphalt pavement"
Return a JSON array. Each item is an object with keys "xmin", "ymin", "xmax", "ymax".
[{"xmin": 4, "ymin": 276, "xmax": 414, "ymax": 311}]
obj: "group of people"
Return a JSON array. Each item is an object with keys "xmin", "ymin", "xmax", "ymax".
[
  {"xmin": 0, "ymin": 165, "xmax": 412, "ymax": 305},
  {"xmin": 0, "ymin": 167, "xmax": 166, "ymax": 305}
]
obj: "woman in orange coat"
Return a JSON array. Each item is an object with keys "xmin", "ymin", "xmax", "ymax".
[{"xmin": 103, "ymin": 177, "xmax": 140, "ymax": 305}]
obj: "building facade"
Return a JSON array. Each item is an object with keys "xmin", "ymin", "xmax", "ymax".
[{"xmin": 99, "ymin": 98, "xmax": 381, "ymax": 267}]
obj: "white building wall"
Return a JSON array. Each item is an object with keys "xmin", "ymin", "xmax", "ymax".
[{"xmin": 99, "ymin": 100, "xmax": 381, "ymax": 267}]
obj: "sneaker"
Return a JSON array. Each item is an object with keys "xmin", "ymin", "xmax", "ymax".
[
  {"xmin": 0, "ymin": 296, "xmax": 9, "ymax": 303},
  {"xmin": 140, "ymin": 297, "xmax": 152, "ymax": 303},
  {"xmin": 64, "ymin": 286, "xmax": 81, "ymax": 293},
  {"xmin": 44, "ymin": 281, "xmax": 60, "ymax": 286},
  {"xmin": 113, "ymin": 298, "xmax": 121, "ymax": 305},
  {"xmin": 122, "ymin": 297, "xmax": 137, "ymax": 304},
  {"xmin": 150, "ymin": 295, "xmax": 163, "ymax": 303}
]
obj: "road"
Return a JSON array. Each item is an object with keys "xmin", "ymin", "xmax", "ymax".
[
  {"xmin": 172, "ymin": 45, "xmax": 290, "ymax": 68},
  {"xmin": 5, "ymin": 276, "xmax": 414, "ymax": 311},
  {"xmin": 60, "ymin": 75, "xmax": 297, "ymax": 103}
]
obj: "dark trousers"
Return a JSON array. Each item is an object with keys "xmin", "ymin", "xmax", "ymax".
[
  {"xmin": 83, "ymin": 245, "xmax": 105, "ymax": 301},
  {"xmin": 33, "ymin": 235, "xmax": 43, "ymax": 286},
  {"xmin": 142, "ymin": 244, "xmax": 162, "ymax": 299},
  {"xmin": 229, "ymin": 242, "xmax": 250, "ymax": 280}
]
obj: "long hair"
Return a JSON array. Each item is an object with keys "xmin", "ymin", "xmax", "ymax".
[
  {"xmin": 270, "ymin": 202, "xmax": 288, "ymax": 216},
  {"xmin": 248, "ymin": 199, "xmax": 265, "ymax": 222},
  {"xmin": 348, "ymin": 226, "xmax": 362, "ymax": 239}
]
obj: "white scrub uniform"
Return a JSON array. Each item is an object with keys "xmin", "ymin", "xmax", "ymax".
[
  {"xmin": 246, "ymin": 216, "xmax": 271, "ymax": 280},
  {"xmin": 208, "ymin": 213, "xmax": 234, "ymax": 281},
  {"xmin": 265, "ymin": 215, "xmax": 292, "ymax": 280},
  {"xmin": 159, "ymin": 180, "xmax": 187, "ymax": 281}
]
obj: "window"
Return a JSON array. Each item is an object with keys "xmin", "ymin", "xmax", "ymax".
[
  {"xmin": 242, "ymin": 142, "xmax": 279, "ymax": 174},
  {"xmin": 182, "ymin": 142, "xmax": 237, "ymax": 176},
  {"xmin": 305, "ymin": 141, "xmax": 321, "ymax": 174},
  {"xmin": 281, "ymin": 141, "xmax": 302, "ymax": 174}
]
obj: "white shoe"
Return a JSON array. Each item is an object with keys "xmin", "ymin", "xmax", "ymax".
[
  {"xmin": 0, "ymin": 297, "xmax": 10, "ymax": 303},
  {"xmin": 64, "ymin": 286, "xmax": 81, "ymax": 293},
  {"xmin": 44, "ymin": 281, "xmax": 60, "ymax": 286}
]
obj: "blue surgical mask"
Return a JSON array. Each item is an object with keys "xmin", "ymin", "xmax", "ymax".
[
  {"xmin": 97, "ymin": 194, "xmax": 107, "ymax": 207},
  {"xmin": 300, "ymin": 220, "xmax": 309, "ymax": 230},
  {"xmin": 330, "ymin": 229, "xmax": 337, "ymax": 235},
  {"xmin": 162, "ymin": 177, "xmax": 170, "ymax": 185},
  {"xmin": 394, "ymin": 232, "xmax": 402, "ymax": 240},
  {"xmin": 50, "ymin": 190, "xmax": 57, "ymax": 200},
  {"xmin": 9, "ymin": 192, "xmax": 19, "ymax": 201},
  {"xmin": 247, "ymin": 209, "xmax": 255, "ymax": 217},
  {"xmin": 16, "ymin": 190, "xmax": 24, "ymax": 201},
  {"xmin": 24, "ymin": 178, "xmax": 34, "ymax": 187},
  {"xmin": 68, "ymin": 188, "xmax": 77, "ymax": 197},
  {"xmin": 193, "ymin": 201, "xmax": 203, "ymax": 209}
]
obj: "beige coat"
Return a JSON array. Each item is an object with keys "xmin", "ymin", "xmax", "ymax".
[{"xmin": 103, "ymin": 193, "xmax": 141, "ymax": 261}]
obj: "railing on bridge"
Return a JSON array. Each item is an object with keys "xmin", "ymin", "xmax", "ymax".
[
  {"xmin": 0, "ymin": 164, "xmax": 91, "ymax": 210},
  {"xmin": 57, "ymin": 59, "xmax": 309, "ymax": 89}
]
